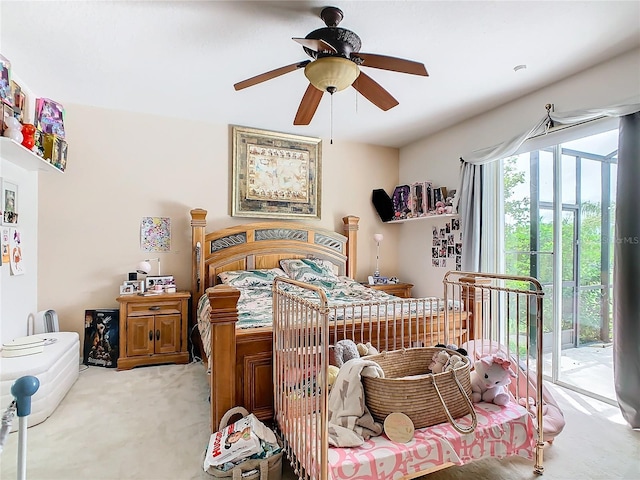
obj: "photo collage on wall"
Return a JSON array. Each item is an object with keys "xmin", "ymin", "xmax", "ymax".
[{"xmin": 431, "ymin": 217, "xmax": 462, "ymax": 270}]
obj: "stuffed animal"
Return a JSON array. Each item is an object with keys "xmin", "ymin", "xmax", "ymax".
[
  {"xmin": 331, "ymin": 339, "xmax": 360, "ymax": 368},
  {"xmin": 470, "ymin": 352, "xmax": 515, "ymax": 406},
  {"xmin": 356, "ymin": 342, "xmax": 379, "ymax": 357},
  {"xmin": 327, "ymin": 365, "xmax": 340, "ymax": 392},
  {"xmin": 429, "ymin": 350, "xmax": 450, "ymax": 374},
  {"xmin": 435, "ymin": 343, "xmax": 469, "ymax": 359},
  {"xmin": 444, "ymin": 354, "xmax": 465, "ymax": 372}
]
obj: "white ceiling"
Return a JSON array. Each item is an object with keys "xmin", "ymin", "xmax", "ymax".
[{"xmin": 1, "ymin": 1, "xmax": 639, "ymax": 148}]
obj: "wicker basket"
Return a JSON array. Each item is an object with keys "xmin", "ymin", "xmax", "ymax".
[
  {"xmin": 205, "ymin": 407, "xmax": 283, "ymax": 480},
  {"xmin": 362, "ymin": 347, "xmax": 477, "ymax": 433}
]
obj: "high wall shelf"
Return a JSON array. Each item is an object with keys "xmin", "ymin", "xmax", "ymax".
[
  {"xmin": 385, "ymin": 213, "xmax": 458, "ymax": 224},
  {"xmin": 0, "ymin": 137, "xmax": 63, "ymax": 173}
]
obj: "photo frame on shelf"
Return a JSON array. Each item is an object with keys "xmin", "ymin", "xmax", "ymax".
[
  {"xmin": 1, "ymin": 178, "xmax": 19, "ymax": 226},
  {"xmin": 0, "ymin": 54, "xmax": 11, "ymax": 104},
  {"xmin": 9, "ymin": 80, "xmax": 25, "ymax": 121},
  {"xmin": 411, "ymin": 182, "xmax": 427, "ymax": 217},
  {"xmin": 391, "ymin": 184, "xmax": 411, "ymax": 220},
  {"xmin": 34, "ymin": 97, "xmax": 66, "ymax": 138},
  {"xmin": 231, "ymin": 125, "xmax": 321, "ymax": 220}
]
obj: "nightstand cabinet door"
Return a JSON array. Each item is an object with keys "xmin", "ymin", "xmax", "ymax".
[
  {"xmin": 156, "ymin": 314, "xmax": 180, "ymax": 354},
  {"xmin": 127, "ymin": 315, "xmax": 155, "ymax": 356}
]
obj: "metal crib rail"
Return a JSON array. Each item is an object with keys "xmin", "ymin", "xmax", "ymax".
[{"xmin": 443, "ymin": 271, "xmax": 545, "ymax": 475}]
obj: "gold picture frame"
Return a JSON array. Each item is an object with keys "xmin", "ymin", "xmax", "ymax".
[{"xmin": 231, "ymin": 125, "xmax": 321, "ymax": 219}]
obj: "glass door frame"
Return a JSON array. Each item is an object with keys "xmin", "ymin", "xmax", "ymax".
[{"xmin": 493, "ymin": 119, "xmax": 619, "ymax": 405}]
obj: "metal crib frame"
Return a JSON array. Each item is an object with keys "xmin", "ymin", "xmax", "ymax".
[{"xmin": 273, "ymin": 272, "xmax": 545, "ymax": 479}]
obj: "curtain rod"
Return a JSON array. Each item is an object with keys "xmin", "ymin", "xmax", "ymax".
[
  {"xmin": 525, "ymin": 103, "xmax": 607, "ymax": 141},
  {"xmin": 526, "ymin": 114, "xmax": 607, "ymax": 141}
]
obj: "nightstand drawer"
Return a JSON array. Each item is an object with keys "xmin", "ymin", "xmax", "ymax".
[{"xmin": 127, "ymin": 300, "xmax": 182, "ymax": 317}]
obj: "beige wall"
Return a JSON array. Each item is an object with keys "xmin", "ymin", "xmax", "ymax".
[
  {"xmin": 37, "ymin": 106, "xmax": 400, "ymax": 340},
  {"xmin": 399, "ymin": 47, "xmax": 640, "ymax": 297}
]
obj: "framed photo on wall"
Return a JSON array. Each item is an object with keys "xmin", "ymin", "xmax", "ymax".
[
  {"xmin": 231, "ymin": 125, "xmax": 322, "ymax": 220},
  {"xmin": 1, "ymin": 178, "xmax": 18, "ymax": 226}
]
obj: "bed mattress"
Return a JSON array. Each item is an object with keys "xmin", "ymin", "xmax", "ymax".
[
  {"xmin": 290, "ymin": 402, "xmax": 534, "ymax": 480},
  {"xmin": 0, "ymin": 332, "xmax": 79, "ymax": 431}
]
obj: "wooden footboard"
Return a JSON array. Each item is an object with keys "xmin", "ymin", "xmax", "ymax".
[{"xmin": 205, "ymin": 285, "xmax": 468, "ymax": 432}]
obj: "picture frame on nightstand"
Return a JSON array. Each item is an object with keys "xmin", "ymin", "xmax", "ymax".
[
  {"xmin": 368, "ymin": 275, "xmax": 389, "ymax": 285},
  {"xmin": 145, "ymin": 275, "xmax": 174, "ymax": 290}
]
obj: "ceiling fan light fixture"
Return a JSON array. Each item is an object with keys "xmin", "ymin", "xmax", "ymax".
[{"xmin": 304, "ymin": 57, "xmax": 360, "ymax": 93}]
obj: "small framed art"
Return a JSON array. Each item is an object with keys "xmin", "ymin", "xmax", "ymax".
[{"xmin": 1, "ymin": 178, "xmax": 18, "ymax": 226}]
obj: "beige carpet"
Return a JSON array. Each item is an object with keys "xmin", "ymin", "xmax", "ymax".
[{"xmin": 1, "ymin": 362, "xmax": 638, "ymax": 480}]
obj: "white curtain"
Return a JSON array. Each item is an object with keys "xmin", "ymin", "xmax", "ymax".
[
  {"xmin": 457, "ymin": 101, "xmax": 640, "ymax": 271},
  {"xmin": 456, "ymin": 100, "xmax": 640, "ymax": 427}
]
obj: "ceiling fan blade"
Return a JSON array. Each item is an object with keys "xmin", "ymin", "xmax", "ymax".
[
  {"xmin": 292, "ymin": 38, "xmax": 337, "ymax": 54},
  {"xmin": 352, "ymin": 53, "xmax": 428, "ymax": 76},
  {"xmin": 352, "ymin": 72, "xmax": 399, "ymax": 111},
  {"xmin": 234, "ymin": 60, "xmax": 310, "ymax": 91},
  {"xmin": 294, "ymin": 84, "xmax": 323, "ymax": 125}
]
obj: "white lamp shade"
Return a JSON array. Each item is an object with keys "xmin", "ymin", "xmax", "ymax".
[
  {"xmin": 136, "ymin": 261, "xmax": 151, "ymax": 274},
  {"xmin": 373, "ymin": 233, "xmax": 384, "ymax": 243}
]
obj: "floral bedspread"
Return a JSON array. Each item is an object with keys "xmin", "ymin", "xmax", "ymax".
[{"xmin": 197, "ymin": 277, "xmax": 455, "ymax": 365}]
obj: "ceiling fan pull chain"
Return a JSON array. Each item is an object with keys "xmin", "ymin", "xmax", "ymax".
[{"xmin": 330, "ymin": 92, "xmax": 334, "ymax": 145}]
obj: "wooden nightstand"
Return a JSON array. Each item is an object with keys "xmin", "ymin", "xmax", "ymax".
[
  {"xmin": 365, "ymin": 282, "xmax": 414, "ymax": 298},
  {"xmin": 116, "ymin": 291, "xmax": 191, "ymax": 370}
]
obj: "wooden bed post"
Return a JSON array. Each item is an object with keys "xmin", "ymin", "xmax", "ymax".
[
  {"xmin": 207, "ymin": 286, "xmax": 241, "ymax": 433},
  {"xmin": 459, "ymin": 276, "xmax": 491, "ymax": 341},
  {"xmin": 342, "ymin": 216, "xmax": 359, "ymax": 279},
  {"xmin": 190, "ymin": 208, "xmax": 207, "ymax": 322}
]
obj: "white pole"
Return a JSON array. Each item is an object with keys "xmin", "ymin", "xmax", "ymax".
[{"xmin": 17, "ymin": 416, "xmax": 28, "ymax": 480}]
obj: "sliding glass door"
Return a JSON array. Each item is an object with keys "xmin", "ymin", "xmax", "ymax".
[{"xmin": 500, "ymin": 123, "xmax": 618, "ymax": 403}]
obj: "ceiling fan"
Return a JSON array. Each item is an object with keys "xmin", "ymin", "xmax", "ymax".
[{"xmin": 233, "ymin": 6, "xmax": 428, "ymax": 126}]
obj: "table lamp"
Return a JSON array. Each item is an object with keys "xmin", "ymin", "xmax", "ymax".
[
  {"xmin": 373, "ymin": 233, "xmax": 383, "ymax": 277},
  {"xmin": 136, "ymin": 258, "xmax": 161, "ymax": 276}
]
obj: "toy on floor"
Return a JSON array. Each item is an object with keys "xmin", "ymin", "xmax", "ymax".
[{"xmin": 470, "ymin": 352, "xmax": 515, "ymax": 406}]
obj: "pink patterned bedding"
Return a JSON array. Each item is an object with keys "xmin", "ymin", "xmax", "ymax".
[{"xmin": 325, "ymin": 401, "xmax": 534, "ymax": 480}]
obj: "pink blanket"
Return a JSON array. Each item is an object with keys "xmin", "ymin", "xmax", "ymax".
[{"xmin": 326, "ymin": 402, "xmax": 534, "ymax": 480}]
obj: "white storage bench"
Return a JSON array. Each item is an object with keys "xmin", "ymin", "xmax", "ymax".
[{"xmin": 1, "ymin": 332, "xmax": 79, "ymax": 431}]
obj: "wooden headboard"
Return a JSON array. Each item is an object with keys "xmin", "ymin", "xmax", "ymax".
[{"xmin": 190, "ymin": 208, "xmax": 360, "ymax": 312}]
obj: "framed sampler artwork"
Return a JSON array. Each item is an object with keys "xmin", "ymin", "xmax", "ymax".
[{"xmin": 231, "ymin": 125, "xmax": 322, "ymax": 220}]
